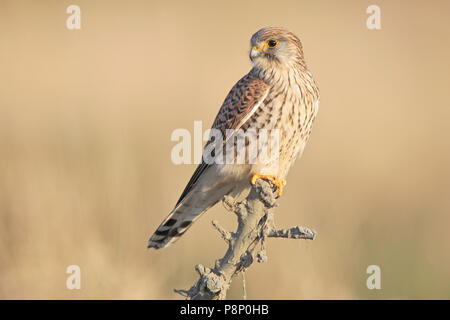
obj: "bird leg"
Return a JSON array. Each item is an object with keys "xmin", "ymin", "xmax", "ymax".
[{"xmin": 250, "ymin": 174, "xmax": 286, "ymax": 196}]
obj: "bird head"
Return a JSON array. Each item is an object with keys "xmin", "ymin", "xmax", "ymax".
[{"xmin": 249, "ymin": 27, "xmax": 305, "ymax": 70}]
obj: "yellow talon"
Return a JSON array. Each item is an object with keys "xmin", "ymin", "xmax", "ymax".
[{"xmin": 251, "ymin": 174, "xmax": 287, "ymax": 196}]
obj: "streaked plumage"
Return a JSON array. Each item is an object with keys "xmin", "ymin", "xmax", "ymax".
[{"xmin": 148, "ymin": 27, "xmax": 319, "ymax": 249}]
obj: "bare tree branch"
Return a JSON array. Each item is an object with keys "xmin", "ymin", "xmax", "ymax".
[
  {"xmin": 267, "ymin": 225, "xmax": 316, "ymax": 240},
  {"xmin": 175, "ymin": 178, "xmax": 316, "ymax": 300}
]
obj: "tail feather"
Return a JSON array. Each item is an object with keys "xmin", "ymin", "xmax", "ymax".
[
  {"xmin": 148, "ymin": 186, "xmax": 229, "ymax": 249},
  {"xmin": 147, "ymin": 205, "xmax": 205, "ymax": 249},
  {"xmin": 148, "ymin": 164, "xmax": 251, "ymax": 250}
]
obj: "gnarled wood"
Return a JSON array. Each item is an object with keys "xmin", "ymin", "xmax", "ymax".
[{"xmin": 175, "ymin": 179, "xmax": 316, "ymax": 300}]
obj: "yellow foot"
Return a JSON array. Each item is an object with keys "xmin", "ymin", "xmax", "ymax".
[{"xmin": 251, "ymin": 174, "xmax": 287, "ymax": 196}]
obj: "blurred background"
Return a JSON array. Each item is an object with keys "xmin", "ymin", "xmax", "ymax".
[{"xmin": 1, "ymin": 0, "xmax": 449, "ymax": 299}]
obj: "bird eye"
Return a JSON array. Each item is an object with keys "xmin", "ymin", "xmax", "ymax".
[{"xmin": 267, "ymin": 39, "xmax": 278, "ymax": 48}]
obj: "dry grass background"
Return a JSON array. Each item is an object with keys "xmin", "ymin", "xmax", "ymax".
[{"xmin": 1, "ymin": 0, "xmax": 450, "ymax": 299}]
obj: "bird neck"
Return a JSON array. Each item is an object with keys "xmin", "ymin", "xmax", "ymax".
[{"xmin": 252, "ymin": 62, "xmax": 314, "ymax": 87}]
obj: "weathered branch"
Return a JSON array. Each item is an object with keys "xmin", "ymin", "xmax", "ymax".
[
  {"xmin": 267, "ymin": 225, "xmax": 316, "ymax": 240},
  {"xmin": 175, "ymin": 179, "xmax": 316, "ymax": 300}
]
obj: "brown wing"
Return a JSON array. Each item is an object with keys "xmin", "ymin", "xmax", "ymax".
[
  {"xmin": 175, "ymin": 73, "xmax": 269, "ymax": 206},
  {"xmin": 211, "ymin": 73, "xmax": 269, "ymax": 136}
]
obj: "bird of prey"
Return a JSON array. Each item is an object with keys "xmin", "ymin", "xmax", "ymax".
[{"xmin": 148, "ymin": 27, "xmax": 319, "ymax": 249}]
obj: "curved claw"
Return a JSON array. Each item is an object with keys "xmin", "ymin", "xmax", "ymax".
[{"xmin": 251, "ymin": 174, "xmax": 286, "ymax": 196}]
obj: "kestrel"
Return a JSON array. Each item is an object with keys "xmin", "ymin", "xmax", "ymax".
[{"xmin": 148, "ymin": 27, "xmax": 319, "ymax": 249}]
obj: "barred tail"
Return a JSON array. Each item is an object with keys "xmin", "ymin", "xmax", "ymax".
[
  {"xmin": 147, "ymin": 202, "xmax": 206, "ymax": 249},
  {"xmin": 148, "ymin": 160, "xmax": 250, "ymax": 250},
  {"xmin": 147, "ymin": 185, "xmax": 230, "ymax": 249}
]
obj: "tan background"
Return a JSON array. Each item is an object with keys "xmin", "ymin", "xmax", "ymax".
[{"xmin": 1, "ymin": 0, "xmax": 449, "ymax": 299}]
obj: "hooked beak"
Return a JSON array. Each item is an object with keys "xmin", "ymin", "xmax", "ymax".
[{"xmin": 250, "ymin": 42, "xmax": 268, "ymax": 59}]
